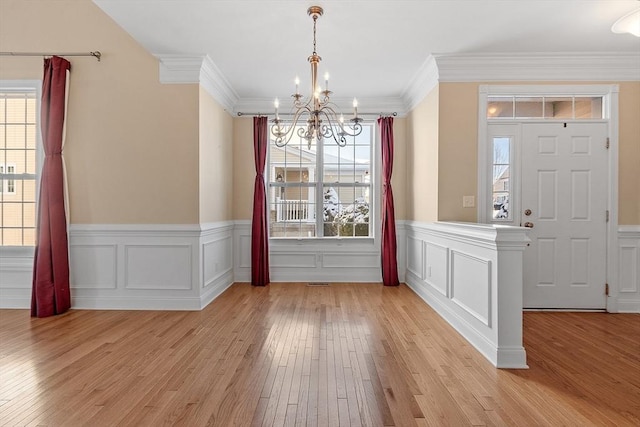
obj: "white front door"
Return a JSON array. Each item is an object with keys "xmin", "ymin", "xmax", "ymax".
[{"xmin": 521, "ymin": 122, "xmax": 609, "ymax": 309}]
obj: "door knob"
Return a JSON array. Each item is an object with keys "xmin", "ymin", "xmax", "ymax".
[
  {"xmin": 524, "ymin": 209, "xmax": 532, "ymax": 216},
  {"xmin": 524, "ymin": 222, "xmax": 534, "ymax": 228}
]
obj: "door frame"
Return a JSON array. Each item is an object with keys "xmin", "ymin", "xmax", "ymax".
[{"xmin": 477, "ymin": 84, "xmax": 620, "ymax": 312}]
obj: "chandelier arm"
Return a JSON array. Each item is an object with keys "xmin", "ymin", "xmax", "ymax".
[
  {"xmin": 318, "ymin": 109, "xmax": 348, "ymax": 147},
  {"xmin": 270, "ymin": 104, "xmax": 315, "ymax": 147},
  {"xmin": 320, "ymin": 104, "xmax": 363, "ymax": 138}
]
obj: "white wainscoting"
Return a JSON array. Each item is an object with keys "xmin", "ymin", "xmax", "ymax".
[
  {"xmin": 0, "ymin": 223, "xmax": 234, "ymax": 310},
  {"xmin": 234, "ymin": 220, "xmax": 398, "ymax": 283},
  {"xmin": 617, "ymin": 226, "xmax": 640, "ymax": 313},
  {"xmin": 404, "ymin": 221, "xmax": 531, "ymax": 369},
  {"xmin": 0, "ymin": 248, "xmax": 34, "ymax": 308}
]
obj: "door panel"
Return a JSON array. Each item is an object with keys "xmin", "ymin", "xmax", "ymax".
[{"xmin": 521, "ymin": 122, "xmax": 608, "ymax": 309}]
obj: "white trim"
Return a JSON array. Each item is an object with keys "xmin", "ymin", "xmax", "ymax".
[
  {"xmin": 433, "ymin": 53, "xmax": 640, "ymax": 82},
  {"xmin": 0, "ymin": 222, "xmax": 235, "ymax": 310},
  {"xmin": 477, "ymin": 84, "xmax": 620, "ymax": 312},
  {"xmin": 619, "ymin": 225, "xmax": 640, "ymax": 236},
  {"xmin": 155, "ymin": 54, "xmax": 239, "ymax": 114},
  {"xmin": 616, "ymin": 226, "xmax": 640, "ymax": 313},
  {"xmin": 404, "ymin": 221, "xmax": 530, "ymax": 369},
  {"xmin": 402, "ymin": 55, "xmax": 439, "ymax": 112}
]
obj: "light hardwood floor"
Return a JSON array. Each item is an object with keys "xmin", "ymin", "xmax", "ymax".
[{"xmin": 0, "ymin": 283, "xmax": 638, "ymax": 426}]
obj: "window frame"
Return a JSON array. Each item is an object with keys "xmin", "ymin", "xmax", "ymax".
[
  {"xmin": 267, "ymin": 120, "xmax": 377, "ymax": 241},
  {"xmin": 0, "ymin": 80, "xmax": 42, "ymax": 256},
  {"xmin": 0, "ymin": 164, "xmax": 17, "ymax": 195}
]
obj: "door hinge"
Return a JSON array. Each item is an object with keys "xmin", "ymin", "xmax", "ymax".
[
  {"xmin": 605, "ymin": 283, "xmax": 609, "ymax": 296},
  {"xmin": 606, "ymin": 137, "xmax": 610, "ymax": 149},
  {"xmin": 606, "ymin": 210, "xmax": 610, "ymax": 222}
]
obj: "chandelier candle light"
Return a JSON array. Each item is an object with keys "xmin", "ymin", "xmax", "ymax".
[{"xmin": 271, "ymin": 5, "xmax": 362, "ymax": 149}]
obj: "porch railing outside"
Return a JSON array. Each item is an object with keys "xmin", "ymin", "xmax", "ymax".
[{"xmin": 276, "ymin": 198, "xmax": 311, "ymax": 222}]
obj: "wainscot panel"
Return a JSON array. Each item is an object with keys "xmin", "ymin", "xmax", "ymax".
[
  {"xmin": 0, "ymin": 223, "xmax": 234, "ymax": 310},
  {"xmin": 404, "ymin": 221, "xmax": 530, "ymax": 369},
  {"xmin": 233, "ymin": 220, "xmax": 384, "ymax": 283},
  {"xmin": 0, "ymin": 253, "xmax": 33, "ymax": 308},
  {"xmin": 617, "ymin": 226, "xmax": 640, "ymax": 313}
]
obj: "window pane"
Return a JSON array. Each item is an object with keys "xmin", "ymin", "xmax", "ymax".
[
  {"xmin": 2, "ymin": 228, "xmax": 22, "ymax": 246},
  {"xmin": 575, "ymin": 97, "xmax": 603, "ymax": 119},
  {"xmin": 3, "ymin": 203, "xmax": 23, "ymax": 227},
  {"xmin": 492, "ymin": 137, "xmax": 511, "ymax": 221},
  {"xmin": 22, "ymin": 227, "xmax": 35, "ymax": 246},
  {"xmin": 493, "ymin": 137, "xmax": 510, "ymax": 164},
  {"xmin": 515, "ymin": 97, "xmax": 543, "ymax": 118},
  {"xmin": 5, "ymin": 97, "xmax": 26, "ymax": 123},
  {"xmin": 26, "ymin": 124, "xmax": 36, "ymax": 149},
  {"xmin": 6, "ymin": 125, "xmax": 26, "ymax": 149},
  {"xmin": 545, "ymin": 97, "xmax": 573, "ymax": 119},
  {"xmin": 488, "ymin": 97, "xmax": 514, "ymax": 118}
]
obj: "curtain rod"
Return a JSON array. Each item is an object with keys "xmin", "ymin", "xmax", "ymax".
[
  {"xmin": 237, "ymin": 111, "xmax": 397, "ymax": 118},
  {"xmin": 0, "ymin": 51, "xmax": 102, "ymax": 61}
]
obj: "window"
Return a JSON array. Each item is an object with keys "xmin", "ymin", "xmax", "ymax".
[
  {"xmin": 0, "ymin": 164, "xmax": 16, "ymax": 194},
  {"xmin": 487, "ymin": 96, "xmax": 603, "ymax": 120},
  {"xmin": 268, "ymin": 123, "xmax": 374, "ymax": 238},
  {"xmin": 491, "ymin": 137, "xmax": 511, "ymax": 220},
  {"xmin": 0, "ymin": 86, "xmax": 39, "ymax": 247}
]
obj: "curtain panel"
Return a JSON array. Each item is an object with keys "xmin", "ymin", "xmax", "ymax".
[
  {"xmin": 378, "ymin": 116, "xmax": 400, "ymax": 286},
  {"xmin": 251, "ymin": 116, "xmax": 270, "ymax": 286},
  {"xmin": 32, "ymin": 56, "xmax": 72, "ymax": 317}
]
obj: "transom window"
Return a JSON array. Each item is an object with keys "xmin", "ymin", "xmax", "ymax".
[
  {"xmin": 0, "ymin": 88, "xmax": 38, "ymax": 246},
  {"xmin": 268, "ymin": 123, "xmax": 374, "ymax": 238},
  {"xmin": 487, "ymin": 96, "xmax": 603, "ymax": 119}
]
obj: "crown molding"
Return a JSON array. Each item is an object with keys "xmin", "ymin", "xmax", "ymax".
[
  {"xmin": 433, "ymin": 52, "xmax": 640, "ymax": 82},
  {"xmin": 155, "ymin": 54, "xmax": 238, "ymax": 114},
  {"xmin": 233, "ymin": 96, "xmax": 409, "ymax": 118},
  {"xmin": 401, "ymin": 52, "xmax": 640, "ymax": 111},
  {"xmin": 402, "ymin": 55, "xmax": 439, "ymax": 112}
]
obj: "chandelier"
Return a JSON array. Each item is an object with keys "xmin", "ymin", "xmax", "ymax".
[{"xmin": 271, "ymin": 5, "xmax": 363, "ymax": 150}]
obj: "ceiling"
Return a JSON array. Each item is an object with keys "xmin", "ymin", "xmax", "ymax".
[{"xmin": 93, "ymin": 0, "xmax": 640, "ymax": 111}]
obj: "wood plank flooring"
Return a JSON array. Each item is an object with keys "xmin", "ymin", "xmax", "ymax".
[{"xmin": 0, "ymin": 282, "xmax": 638, "ymax": 426}]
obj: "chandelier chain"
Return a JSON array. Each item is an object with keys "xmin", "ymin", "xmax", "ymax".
[{"xmin": 313, "ymin": 15, "xmax": 317, "ymax": 55}]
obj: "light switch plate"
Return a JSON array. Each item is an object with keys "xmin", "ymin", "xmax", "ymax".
[{"xmin": 463, "ymin": 196, "xmax": 475, "ymax": 208}]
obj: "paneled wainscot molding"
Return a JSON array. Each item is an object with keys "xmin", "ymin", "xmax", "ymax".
[
  {"xmin": 617, "ymin": 226, "xmax": 640, "ymax": 313},
  {"xmin": 404, "ymin": 221, "xmax": 531, "ymax": 369},
  {"xmin": 0, "ymin": 223, "xmax": 235, "ymax": 311}
]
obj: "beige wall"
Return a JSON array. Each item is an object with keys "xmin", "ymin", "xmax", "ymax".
[
  {"xmin": 199, "ymin": 87, "xmax": 233, "ymax": 223},
  {"xmin": 0, "ymin": 0, "xmax": 200, "ymax": 224},
  {"xmin": 409, "ymin": 81, "xmax": 640, "ymax": 225},
  {"xmin": 390, "ymin": 117, "xmax": 407, "ymax": 220},
  {"xmin": 617, "ymin": 82, "xmax": 640, "ymax": 225},
  {"xmin": 232, "ymin": 117, "xmax": 254, "ymax": 220},
  {"xmin": 406, "ymin": 86, "xmax": 439, "ymax": 222}
]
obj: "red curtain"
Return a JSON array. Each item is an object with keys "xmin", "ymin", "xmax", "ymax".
[
  {"xmin": 31, "ymin": 56, "xmax": 72, "ymax": 317},
  {"xmin": 251, "ymin": 116, "xmax": 270, "ymax": 286},
  {"xmin": 378, "ymin": 116, "xmax": 400, "ymax": 286}
]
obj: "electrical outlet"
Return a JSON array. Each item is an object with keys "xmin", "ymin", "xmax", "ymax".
[{"xmin": 463, "ymin": 196, "xmax": 475, "ymax": 208}]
